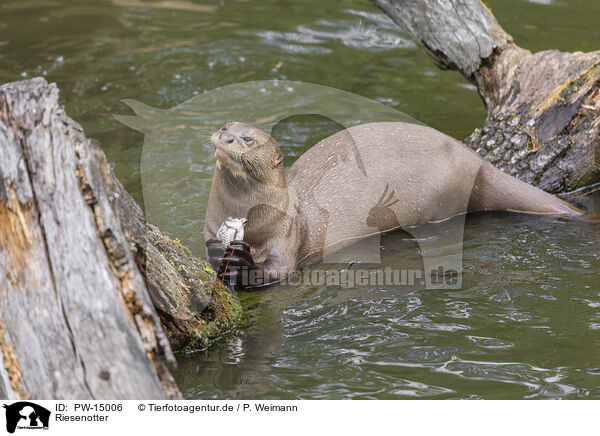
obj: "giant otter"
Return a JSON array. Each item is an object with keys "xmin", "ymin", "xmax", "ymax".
[{"xmin": 205, "ymin": 122, "xmax": 581, "ymax": 287}]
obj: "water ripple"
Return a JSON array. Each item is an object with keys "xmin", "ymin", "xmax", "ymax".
[{"xmin": 256, "ymin": 18, "xmax": 414, "ymax": 54}]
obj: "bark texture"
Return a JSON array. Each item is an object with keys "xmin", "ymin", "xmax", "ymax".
[
  {"xmin": 373, "ymin": 0, "xmax": 600, "ymax": 193},
  {"xmin": 0, "ymin": 78, "xmax": 239, "ymax": 399}
]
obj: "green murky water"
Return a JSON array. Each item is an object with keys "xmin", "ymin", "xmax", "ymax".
[{"xmin": 1, "ymin": 0, "xmax": 598, "ymax": 399}]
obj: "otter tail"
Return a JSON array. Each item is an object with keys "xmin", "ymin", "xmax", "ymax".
[{"xmin": 468, "ymin": 161, "xmax": 583, "ymax": 217}]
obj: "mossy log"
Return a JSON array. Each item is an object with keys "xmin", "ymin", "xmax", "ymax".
[
  {"xmin": 0, "ymin": 78, "xmax": 239, "ymax": 399},
  {"xmin": 116, "ymin": 192, "xmax": 242, "ymax": 351},
  {"xmin": 373, "ymin": 0, "xmax": 600, "ymax": 193}
]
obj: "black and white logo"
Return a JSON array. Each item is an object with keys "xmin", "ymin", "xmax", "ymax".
[{"xmin": 2, "ymin": 402, "xmax": 50, "ymax": 433}]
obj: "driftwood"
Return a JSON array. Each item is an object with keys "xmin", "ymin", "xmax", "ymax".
[
  {"xmin": 0, "ymin": 78, "xmax": 240, "ymax": 399},
  {"xmin": 373, "ymin": 0, "xmax": 600, "ymax": 193}
]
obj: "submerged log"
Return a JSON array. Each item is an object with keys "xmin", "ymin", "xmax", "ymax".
[
  {"xmin": 0, "ymin": 78, "xmax": 240, "ymax": 399},
  {"xmin": 373, "ymin": 0, "xmax": 600, "ymax": 193}
]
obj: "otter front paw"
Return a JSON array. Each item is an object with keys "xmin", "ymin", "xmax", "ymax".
[
  {"xmin": 206, "ymin": 238, "xmax": 226, "ymax": 271},
  {"xmin": 218, "ymin": 240, "xmax": 257, "ymax": 288}
]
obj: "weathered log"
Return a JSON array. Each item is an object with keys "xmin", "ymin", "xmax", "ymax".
[
  {"xmin": 373, "ymin": 0, "xmax": 600, "ymax": 193},
  {"xmin": 0, "ymin": 78, "xmax": 240, "ymax": 399},
  {"xmin": 112, "ymin": 178, "xmax": 242, "ymax": 351},
  {"xmin": 0, "ymin": 77, "xmax": 177, "ymax": 399}
]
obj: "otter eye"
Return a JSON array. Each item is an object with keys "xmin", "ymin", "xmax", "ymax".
[{"xmin": 242, "ymin": 136, "xmax": 254, "ymax": 144}]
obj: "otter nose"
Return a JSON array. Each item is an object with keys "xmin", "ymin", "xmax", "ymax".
[{"xmin": 220, "ymin": 133, "xmax": 235, "ymax": 144}]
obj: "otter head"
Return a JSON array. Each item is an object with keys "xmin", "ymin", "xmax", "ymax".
[{"xmin": 211, "ymin": 122, "xmax": 285, "ymax": 187}]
